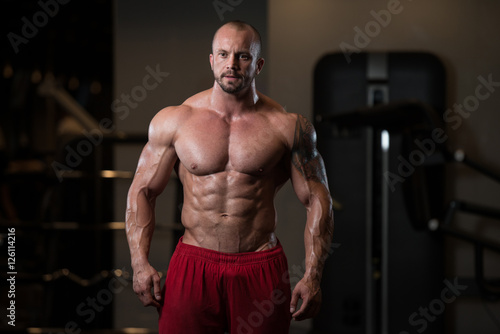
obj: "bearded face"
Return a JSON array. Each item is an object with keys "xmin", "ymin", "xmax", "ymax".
[
  {"xmin": 214, "ymin": 66, "xmax": 252, "ymax": 94},
  {"xmin": 210, "ymin": 26, "xmax": 263, "ymax": 95}
]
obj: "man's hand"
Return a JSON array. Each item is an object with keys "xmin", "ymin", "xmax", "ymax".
[
  {"xmin": 290, "ymin": 277, "xmax": 322, "ymax": 321},
  {"xmin": 132, "ymin": 262, "xmax": 162, "ymax": 308}
]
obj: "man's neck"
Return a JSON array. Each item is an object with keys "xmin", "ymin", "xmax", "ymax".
[{"xmin": 210, "ymin": 81, "xmax": 259, "ymax": 118}]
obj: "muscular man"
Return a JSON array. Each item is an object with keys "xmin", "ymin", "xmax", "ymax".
[{"xmin": 126, "ymin": 20, "xmax": 334, "ymax": 333}]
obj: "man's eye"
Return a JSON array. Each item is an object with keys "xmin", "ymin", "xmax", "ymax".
[
  {"xmin": 219, "ymin": 53, "xmax": 226, "ymax": 57},
  {"xmin": 240, "ymin": 55, "xmax": 249, "ymax": 60}
]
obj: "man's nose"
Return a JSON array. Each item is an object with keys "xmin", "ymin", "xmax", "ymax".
[{"xmin": 227, "ymin": 54, "xmax": 239, "ymax": 69}]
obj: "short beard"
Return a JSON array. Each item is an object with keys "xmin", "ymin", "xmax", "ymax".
[{"xmin": 215, "ymin": 73, "xmax": 253, "ymax": 94}]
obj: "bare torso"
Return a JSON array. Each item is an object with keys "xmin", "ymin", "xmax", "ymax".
[
  {"xmin": 170, "ymin": 90, "xmax": 296, "ymax": 253},
  {"xmin": 127, "ymin": 23, "xmax": 333, "ymax": 317}
]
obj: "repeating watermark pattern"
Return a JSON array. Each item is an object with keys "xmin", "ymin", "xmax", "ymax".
[
  {"xmin": 339, "ymin": 0, "xmax": 411, "ymax": 64},
  {"xmin": 399, "ymin": 277, "xmax": 467, "ymax": 334},
  {"xmin": 384, "ymin": 128, "xmax": 447, "ymax": 192},
  {"xmin": 287, "ymin": 242, "xmax": 341, "ymax": 288},
  {"xmin": 213, "ymin": 0, "xmax": 245, "ymax": 21},
  {"xmin": 46, "ymin": 268, "xmax": 130, "ymax": 334},
  {"xmin": 236, "ymin": 289, "xmax": 288, "ymax": 334},
  {"xmin": 236, "ymin": 240, "xmax": 341, "ymax": 333},
  {"xmin": 111, "ymin": 65, "xmax": 170, "ymax": 121},
  {"xmin": 50, "ymin": 118, "xmax": 116, "ymax": 182},
  {"xmin": 6, "ymin": 228, "xmax": 16, "ymax": 327},
  {"xmin": 7, "ymin": 0, "xmax": 72, "ymax": 54},
  {"xmin": 51, "ymin": 64, "xmax": 169, "ymax": 182},
  {"xmin": 384, "ymin": 73, "xmax": 500, "ymax": 192}
]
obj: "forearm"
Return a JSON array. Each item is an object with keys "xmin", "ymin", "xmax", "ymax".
[
  {"xmin": 126, "ymin": 188, "xmax": 157, "ymax": 269},
  {"xmin": 303, "ymin": 193, "xmax": 334, "ymax": 283}
]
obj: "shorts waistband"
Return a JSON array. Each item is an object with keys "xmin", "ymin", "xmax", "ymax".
[{"xmin": 175, "ymin": 236, "xmax": 285, "ymax": 265}]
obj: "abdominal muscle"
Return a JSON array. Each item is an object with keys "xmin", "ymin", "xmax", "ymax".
[{"xmin": 178, "ymin": 169, "xmax": 279, "ymax": 253}]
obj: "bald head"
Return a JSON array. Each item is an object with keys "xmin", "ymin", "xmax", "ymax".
[{"xmin": 212, "ymin": 20, "xmax": 262, "ymax": 59}]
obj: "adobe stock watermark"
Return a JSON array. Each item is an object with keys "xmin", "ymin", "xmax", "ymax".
[
  {"xmin": 236, "ymin": 288, "xmax": 288, "ymax": 334},
  {"xmin": 48, "ymin": 268, "xmax": 130, "ymax": 334},
  {"xmin": 384, "ymin": 73, "xmax": 500, "ymax": 192},
  {"xmin": 237, "ymin": 240, "xmax": 340, "ymax": 334},
  {"xmin": 399, "ymin": 277, "xmax": 467, "ymax": 334},
  {"xmin": 213, "ymin": 0, "xmax": 244, "ymax": 21},
  {"xmin": 7, "ymin": 0, "xmax": 72, "ymax": 54},
  {"xmin": 51, "ymin": 64, "xmax": 169, "ymax": 181},
  {"xmin": 287, "ymin": 241, "xmax": 341, "ymax": 288},
  {"xmin": 339, "ymin": 0, "xmax": 412, "ymax": 64}
]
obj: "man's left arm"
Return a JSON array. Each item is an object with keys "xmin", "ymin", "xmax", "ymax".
[{"xmin": 289, "ymin": 114, "xmax": 334, "ymax": 321}]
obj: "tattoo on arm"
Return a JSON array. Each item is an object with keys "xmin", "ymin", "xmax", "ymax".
[{"xmin": 292, "ymin": 115, "xmax": 328, "ymax": 184}]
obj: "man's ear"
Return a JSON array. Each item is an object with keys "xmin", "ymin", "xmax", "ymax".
[
  {"xmin": 209, "ymin": 54, "xmax": 214, "ymax": 70},
  {"xmin": 256, "ymin": 57, "xmax": 265, "ymax": 75}
]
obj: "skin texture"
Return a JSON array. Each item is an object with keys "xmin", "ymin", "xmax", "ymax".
[{"xmin": 125, "ymin": 22, "xmax": 334, "ymax": 321}]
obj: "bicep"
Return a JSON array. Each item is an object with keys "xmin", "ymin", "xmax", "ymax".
[
  {"xmin": 132, "ymin": 141, "xmax": 177, "ymax": 197},
  {"xmin": 290, "ymin": 114, "xmax": 329, "ymax": 207},
  {"xmin": 129, "ymin": 111, "xmax": 178, "ymax": 199}
]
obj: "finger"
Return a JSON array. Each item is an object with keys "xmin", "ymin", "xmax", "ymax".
[
  {"xmin": 153, "ymin": 274, "xmax": 162, "ymax": 301},
  {"xmin": 294, "ymin": 300, "xmax": 321, "ymax": 321},
  {"xmin": 140, "ymin": 291, "xmax": 161, "ymax": 308},
  {"xmin": 289, "ymin": 288, "xmax": 300, "ymax": 314},
  {"xmin": 292, "ymin": 296, "xmax": 309, "ymax": 320},
  {"xmin": 149, "ymin": 299, "xmax": 161, "ymax": 308}
]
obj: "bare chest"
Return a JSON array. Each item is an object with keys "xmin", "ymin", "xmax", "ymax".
[{"xmin": 174, "ymin": 114, "xmax": 287, "ymax": 175}]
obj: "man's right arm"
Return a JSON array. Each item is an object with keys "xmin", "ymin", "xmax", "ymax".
[{"xmin": 125, "ymin": 107, "xmax": 178, "ymax": 308}]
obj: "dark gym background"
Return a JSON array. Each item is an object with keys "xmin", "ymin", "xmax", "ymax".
[{"xmin": 1, "ymin": 0, "xmax": 499, "ymax": 333}]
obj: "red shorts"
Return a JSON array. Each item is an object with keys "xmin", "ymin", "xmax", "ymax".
[{"xmin": 158, "ymin": 237, "xmax": 292, "ymax": 334}]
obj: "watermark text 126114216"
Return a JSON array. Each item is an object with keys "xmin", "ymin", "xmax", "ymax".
[{"xmin": 6, "ymin": 227, "xmax": 16, "ymax": 326}]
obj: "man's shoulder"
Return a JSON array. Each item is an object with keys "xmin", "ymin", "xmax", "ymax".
[
  {"xmin": 258, "ymin": 92, "xmax": 281, "ymax": 110},
  {"xmin": 150, "ymin": 105, "xmax": 189, "ymax": 128},
  {"xmin": 258, "ymin": 93, "xmax": 297, "ymax": 121},
  {"xmin": 149, "ymin": 89, "xmax": 212, "ymax": 136},
  {"xmin": 153, "ymin": 90, "xmax": 209, "ymax": 121},
  {"xmin": 154, "ymin": 89, "xmax": 211, "ymax": 118},
  {"xmin": 259, "ymin": 94, "xmax": 313, "ymax": 129}
]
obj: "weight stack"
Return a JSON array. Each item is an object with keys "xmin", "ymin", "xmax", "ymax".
[{"xmin": 313, "ymin": 52, "xmax": 446, "ymax": 334}]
